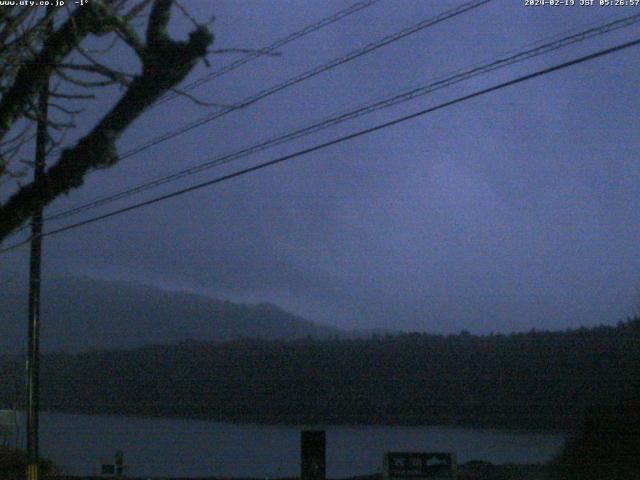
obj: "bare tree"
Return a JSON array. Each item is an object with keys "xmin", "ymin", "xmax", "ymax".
[{"xmin": 0, "ymin": 0, "xmax": 214, "ymax": 243}]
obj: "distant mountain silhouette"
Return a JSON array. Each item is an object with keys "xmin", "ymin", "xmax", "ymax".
[{"xmin": 0, "ymin": 276, "xmax": 344, "ymax": 353}]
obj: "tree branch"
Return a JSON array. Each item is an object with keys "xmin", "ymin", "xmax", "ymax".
[
  {"xmin": 0, "ymin": 1, "xmax": 115, "ymax": 142},
  {"xmin": 0, "ymin": 0, "xmax": 214, "ymax": 243}
]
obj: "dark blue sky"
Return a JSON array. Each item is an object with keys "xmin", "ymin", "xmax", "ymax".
[{"xmin": 2, "ymin": 0, "xmax": 640, "ymax": 333}]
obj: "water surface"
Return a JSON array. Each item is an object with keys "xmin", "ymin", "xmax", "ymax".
[{"xmin": 24, "ymin": 412, "xmax": 564, "ymax": 477}]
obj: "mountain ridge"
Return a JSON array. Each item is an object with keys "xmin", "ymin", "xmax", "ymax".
[{"xmin": 0, "ymin": 276, "xmax": 345, "ymax": 353}]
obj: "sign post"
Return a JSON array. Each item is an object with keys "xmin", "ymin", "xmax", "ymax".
[{"xmin": 301, "ymin": 430, "xmax": 326, "ymax": 480}]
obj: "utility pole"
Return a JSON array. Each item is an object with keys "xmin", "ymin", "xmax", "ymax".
[{"xmin": 26, "ymin": 13, "xmax": 51, "ymax": 480}]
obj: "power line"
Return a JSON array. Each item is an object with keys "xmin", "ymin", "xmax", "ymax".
[
  {"xmin": 39, "ymin": 12, "xmax": 640, "ymax": 225},
  {"xmin": 3, "ymin": 0, "xmax": 491, "ymax": 241},
  {"xmin": 1, "ymin": 36, "xmax": 638, "ymax": 256},
  {"xmin": 43, "ymin": 0, "xmax": 382, "ymax": 161},
  {"xmin": 116, "ymin": 0, "xmax": 493, "ymax": 161},
  {"xmin": 156, "ymin": 0, "xmax": 382, "ymax": 106}
]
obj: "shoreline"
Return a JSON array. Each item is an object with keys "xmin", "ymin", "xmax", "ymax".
[
  {"xmin": 41, "ymin": 465, "xmax": 552, "ymax": 480},
  {"xmin": 30, "ymin": 408, "xmax": 571, "ymax": 435}
]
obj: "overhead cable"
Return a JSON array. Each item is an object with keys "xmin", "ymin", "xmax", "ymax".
[
  {"xmin": 40, "ymin": 12, "xmax": 640, "ymax": 224},
  {"xmin": 156, "ymin": 0, "xmax": 383, "ymax": 106},
  {"xmin": 2, "ymin": 36, "xmax": 638, "ymax": 256}
]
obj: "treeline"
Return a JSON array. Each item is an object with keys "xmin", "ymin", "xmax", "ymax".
[{"xmin": 2, "ymin": 319, "xmax": 640, "ymax": 431}]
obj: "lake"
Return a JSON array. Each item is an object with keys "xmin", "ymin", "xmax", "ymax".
[{"xmin": 15, "ymin": 412, "xmax": 564, "ymax": 477}]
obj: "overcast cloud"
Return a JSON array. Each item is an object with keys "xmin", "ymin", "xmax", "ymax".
[{"xmin": 2, "ymin": 0, "xmax": 640, "ymax": 334}]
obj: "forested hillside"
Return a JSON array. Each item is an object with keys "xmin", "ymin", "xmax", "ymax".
[
  {"xmin": 0, "ymin": 277, "xmax": 343, "ymax": 352},
  {"xmin": 1, "ymin": 319, "xmax": 639, "ymax": 431}
]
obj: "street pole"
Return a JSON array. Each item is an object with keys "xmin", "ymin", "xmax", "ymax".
[{"xmin": 26, "ymin": 30, "xmax": 50, "ymax": 480}]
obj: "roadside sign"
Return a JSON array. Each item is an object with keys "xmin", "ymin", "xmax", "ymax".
[{"xmin": 383, "ymin": 452, "xmax": 457, "ymax": 479}]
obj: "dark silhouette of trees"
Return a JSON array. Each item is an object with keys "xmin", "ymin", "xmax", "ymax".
[
  {"xmin": 2, "ymin": 317, "xmax": 638, "ymax": 432},
  {"xmin": 551, "ymin": 400, "xmax": 640, "ymax": 479}
]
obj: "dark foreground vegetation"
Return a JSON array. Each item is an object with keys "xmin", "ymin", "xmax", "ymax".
[
  {"xmin": 0, "ymin": 446, "xmax": 58, "ymax": 478},
  {"xmin": 1, "ymin": 318, "xmax": 639, "ymax": 431},
  {"xmin": 548, "ymin": 400, "xmax": 640, "ymax": 479}
]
